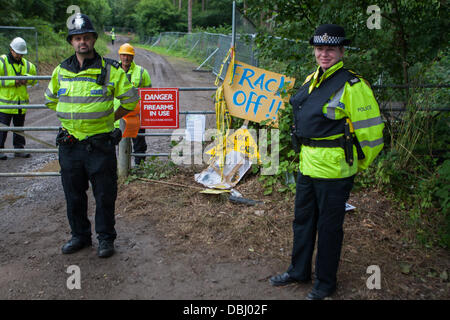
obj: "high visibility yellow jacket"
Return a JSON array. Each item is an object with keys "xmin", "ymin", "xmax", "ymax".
[
  {"xmin": 0, "ymin": 54, "xmax": 37, "ymax": 114},
  {"xmin": 44, "ymin": 51, "xmax": 139, "ymax": 141},
  {"xmin": 113, "ymin": 61, "xmax": 151, "ymax": 128},
  {"xmin": 296, "ymin": 61, "xmax": 384, "ymax": 179}
]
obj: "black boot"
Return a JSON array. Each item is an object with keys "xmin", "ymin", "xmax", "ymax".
[
  {"xmin": 62, "ymin": 237, "xmax": 92, "ymax": 254},
  {"xmin": 98, "ymin": 240, "xmax": 115, "ymax": 258}
]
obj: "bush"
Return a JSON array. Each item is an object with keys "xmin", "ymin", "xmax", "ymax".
[{"xmin": 356, "ymin": 50, "xmax": 450, "ymax": 248}]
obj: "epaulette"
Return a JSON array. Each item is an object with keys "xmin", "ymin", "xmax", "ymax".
[
  {"xmin": 348, "ymin": 77, "xmax": 361, "ymax": 86},
  {"xmin": 346, "ymin": 69, "xmax": 362, "ymax": 86},
  {"xmin": 104, "ymin": 58, "xmax": 120, "ymax": 69}
]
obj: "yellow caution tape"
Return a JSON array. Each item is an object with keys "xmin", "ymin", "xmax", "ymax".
[{"xmin": 212, "ymin": 46, "xmax": 236, "ymax": 178}]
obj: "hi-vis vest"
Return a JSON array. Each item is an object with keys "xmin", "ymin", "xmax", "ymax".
[
  {"xmin": 45, "ymin": 55, "xmax": 139, "ymax": 141},
  {"xmin": 290, "ymin": 61, "xmax": 384, "ymax": 179},
  {"xmin": 0, "ymin": 54, "xmax": 37, "ymax": 114},
  {"xmin": 113, "ymin": 61, "xmax": 151, "ymax": 128}
]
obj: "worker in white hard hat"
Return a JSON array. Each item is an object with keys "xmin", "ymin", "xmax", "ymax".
[{"xmin": 0, "ymin": 37, "xmax": 37, "ymax": 160}]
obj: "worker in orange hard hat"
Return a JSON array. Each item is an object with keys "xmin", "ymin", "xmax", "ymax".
[{"xmin": 114, "ymin": 43, "xmax": 152, "ymax": 165}]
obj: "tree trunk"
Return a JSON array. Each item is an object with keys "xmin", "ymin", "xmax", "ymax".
[
  {"xmin": 202, "ymin": 0, "xmax": 205, "ymax": 11},
  {"xmin": 179, "ymin": 0, "xmax": 182, "ymax": 11},
  {"xmin": 392, "ymin": 0, "xmax": 409, "ymax": 102},
  {"xmin": 188, "ymin": 0, "xmax": 192, "ymax": 33}
]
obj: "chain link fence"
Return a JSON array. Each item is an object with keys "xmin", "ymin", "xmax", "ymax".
[
  {"xmin": 140, "ymin": 31, "xmax": 258, "ymax": 80},
  {"xmin": 138, "ymin": 8, "xmax": 258, "ymax": 79}
]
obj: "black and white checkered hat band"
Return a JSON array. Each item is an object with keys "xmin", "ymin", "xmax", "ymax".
[{"xmin": 313, "ymin": 35, "xmax": 345, "ymax": 45}]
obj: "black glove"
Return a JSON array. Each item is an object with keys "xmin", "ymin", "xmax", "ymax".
[{"xmin": 110, "ymin": 128, "xmax": 122, "ymax": 145}]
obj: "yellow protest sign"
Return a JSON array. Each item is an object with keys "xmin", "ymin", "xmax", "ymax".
[
  {"xmin": 205, "ymin": 127, "xmax": 260, "ymax": 163},
  {"xmin": 223, "ymin": 60, "xmax": 295, "ymax": 125}
]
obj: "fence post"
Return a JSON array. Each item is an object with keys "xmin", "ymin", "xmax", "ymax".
[{"xmin": 118, "ymin": 119, "xmax": 131, "ymax": 178}]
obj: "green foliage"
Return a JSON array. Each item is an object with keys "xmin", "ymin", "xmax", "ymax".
[
  {"xmin": 1, "ymin": 0, "xmax": 112, "ymax": 66},
  {"xmin": 2, "ymin": 0, "xmax": 113, "ymax": 32},
  {"xmin": 192, "ymin": 25, "xmax": 233, "ymax": 35},
  {"xmin": 245, "ymin": 0, "xmax": 448, "ymax": 85},
  {"xmin": 133, "ymin": 0, "xmax": 184, "ymax": 37},
  {"xmin": 126, "ymin": 157, "xmax": 179, "ymax": 184},
  {"xmin": 434, "ymin": 160, "xmax": 450, "ymax": 214},
  {"xmin": 190, "ymin": 0, "xmax": 234, "ymax": 29},
  {"xmin": 257, "ymin": 103, "xmax": 298, "ymax": 195},
  {"xmin": 108, "ymin": 0, "xmax": 236, "ymax": 37},
  {"xmin": 355, "ymin": 51, "xmax": 450, "ymax": 247}
]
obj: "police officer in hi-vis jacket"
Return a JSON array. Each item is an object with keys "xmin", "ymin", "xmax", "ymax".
[
  {"xmin": 269, "ymin": 24, "xmax": 384, "ymax": 300},
  {"xmin": 45, "ymin": 13, "xmax": 139, "ymax": 258}
]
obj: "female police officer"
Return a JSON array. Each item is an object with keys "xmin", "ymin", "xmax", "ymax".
[{"xmin": 269, "ymin": 24, "xmax": 384, "ymax": 299}]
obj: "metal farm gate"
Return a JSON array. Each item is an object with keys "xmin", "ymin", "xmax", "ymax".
[{"xmin": 0, "ymin": 74, "xmax": 216, "ymax": 178}]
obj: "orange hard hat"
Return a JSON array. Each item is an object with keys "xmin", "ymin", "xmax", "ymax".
[{"xmin": 118, "ymin": 43, "xmax": 135, "ymax": 56}]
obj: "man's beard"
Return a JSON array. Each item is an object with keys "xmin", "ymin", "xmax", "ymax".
[
  {"xmin": 8, "ymin": 52, "xmax": 22, "ymax": 64},
  {"xmin": 75, "ymin": 45, "xmax": 93, "ymax": 55}
]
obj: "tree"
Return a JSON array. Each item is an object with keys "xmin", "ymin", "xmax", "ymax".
[
  {"xmin": 133, "ymin": 0, "xmax": 183, "ymax": 36},
  {"xmin": 244, "ymin": 0, "xmax": 448, "ymax": 85},
  {"xmin": 188, "ymin": 0, "xmax": 193, "ymax": 32}
]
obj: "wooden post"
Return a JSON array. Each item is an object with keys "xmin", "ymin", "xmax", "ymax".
[{"xmin": 118, "ymin": 119, "xmax": 131, "ymax": 179}]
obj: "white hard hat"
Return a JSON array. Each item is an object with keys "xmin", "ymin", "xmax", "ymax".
[{"xmin": 10, "ymin": 37, "xmax": 28, "ymax": 55}]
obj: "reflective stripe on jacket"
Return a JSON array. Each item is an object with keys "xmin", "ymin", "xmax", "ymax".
[
  {"xmin": 0, "ymin": 54, "xmax": 37, "ymax": 114},
  {"xmin": 297, "ymin": 61, "xmax": 384, "ymax": 179},
  {"xmin": 114, "ymin": 61, "xmax": 151, "ymax": 128},
  {"xmin": 45, "ymin": 54, "xmax": 139, "ymax": 141}
]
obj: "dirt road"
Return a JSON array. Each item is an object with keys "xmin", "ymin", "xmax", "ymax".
[{"xmin": 0, "ymin": 36, "xmax": 299, "ymax": 301}]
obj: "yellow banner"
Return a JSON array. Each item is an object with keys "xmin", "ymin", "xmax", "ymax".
[
  {"xmin": 223, "ymin": 60, "xmax": 295, "ymax": 125},
  {"xmin": 206, "ymin": 127, "xmax": 260, "ymax": 163}
]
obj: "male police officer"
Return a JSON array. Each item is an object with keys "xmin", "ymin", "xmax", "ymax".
[
  {"xmin": 0, "ymin": 37, "xmax": 37, "ymax": 160},
  {"xmin": 269, "ymin": 24, "xmax": 384, "ymax": 299},
  {"xmin": 45, "ymin": 13, "xmax": 139, "ymax": 258},
  {"xmin": 114, "ymin": 43, "xmax": 151, "ymax": 165}
]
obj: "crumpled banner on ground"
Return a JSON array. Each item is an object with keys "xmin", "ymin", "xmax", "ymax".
[{"xmin": 195, "ymin": 150, "xmax": 253, "ymax": 189}]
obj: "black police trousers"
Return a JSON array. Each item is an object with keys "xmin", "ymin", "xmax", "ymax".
[
  {"xmin": 59, "ymin": 141, "xmax": 118, "ymax": 242},
  {"xmin": 287, "ymin": 172, "xmax": 354, "ymax": 294}
]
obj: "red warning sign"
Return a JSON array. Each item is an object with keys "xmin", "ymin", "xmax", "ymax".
[{"xmin": 139, "ymin": 88, "xmax": 179, "ymax": 129}]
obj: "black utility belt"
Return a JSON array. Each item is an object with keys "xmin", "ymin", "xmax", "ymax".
[
  {"xmin": 56, "ymin": 128, "xmax": 122, "ymax": 150},
  {"xmin": 56, "ymin": 129, "xmax": 109, "ymax": 145},
  {"xmin": 295, "ymin": 135, "xmax": 365, "ymax": 166},
  {"xmin": 298, "ymin": 136, "xmax": 345, "ymax": 148}
]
